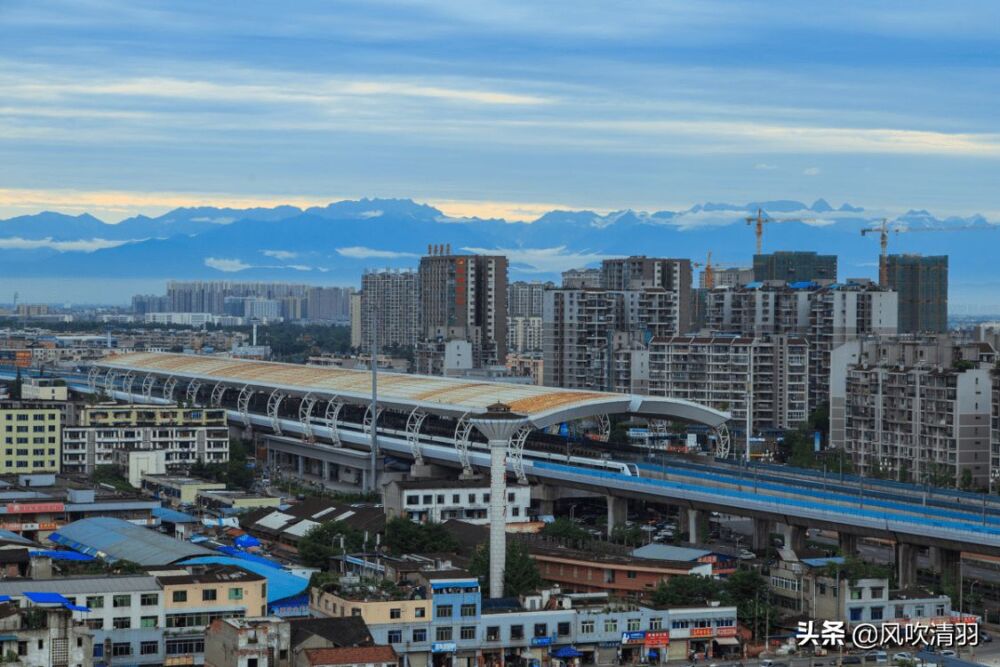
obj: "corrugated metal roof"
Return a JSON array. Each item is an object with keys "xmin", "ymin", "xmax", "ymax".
[
  {"xmin": 631, "ymin": 544, "xmax": 712, "ymax": 561},
  {"xmin": 0, "ymin": 575, "xmax": 159, "ymax": 596},
  {"xmin": 48, "ymin": 517, "xmax": 213, "ymax": 565},
  {"xmin": 284, "ymin": 519, "xmax": 320, "ymax": 538},
  {"xmin": 256, "ymin": 511, "xmax": 294, "ymax": 531},
  {"xmin": 96, "ymin": 352, "xmax": 729, "ymax": 428},
  {"xmin": 180, "ymin": 556, "xmax": 308, "ymax": 603}
]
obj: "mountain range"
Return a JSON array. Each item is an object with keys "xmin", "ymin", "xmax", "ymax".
[{"xmin": 0, "ymin": 198, "xmax": 996, "ymax": 302}]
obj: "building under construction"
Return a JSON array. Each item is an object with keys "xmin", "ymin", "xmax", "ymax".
[{"xmin": 885, "ymin": 254, "xmax": 948, "ymax": 334}]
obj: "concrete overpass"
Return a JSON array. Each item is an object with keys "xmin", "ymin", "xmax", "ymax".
[{"xmin": 25, "ymin": 353, "xmax": 1000, "ymax": 588}]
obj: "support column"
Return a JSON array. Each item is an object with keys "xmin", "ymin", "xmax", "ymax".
[
  {"xmin": 471, "ymin": 403, "xmax": 528, "ymax": 600},
  {"xmin": 607, "ymin": 496, "xmax": 627, "ymax": 538},
  {"xmin": 936, "ymin": 548, "xmax": 961, "ymax": 596},
  {"xmin": 296, "ymin": 455, "xmax": 304, "ymax": 477},
  {"xmin": 895, "ymin": 543, "xmax": 918, "ymax": 590},
  {"xmin": 538, "ymin": 499, "xmax": 555, "ymax": 516},
  {"xmin": 322, "ymin": 460, "xmax": 330, "ymax": 483},
  {"xmin": 686, "ymin": 508, "xmax": 703, "ymax": 545},
  {"xmin": 752, "ymin": 518, "xmax": 771, "ymax": 552},
  {"xmin": 781, "ymin": 524, "xmax": 807, "ymax": 552},
  {"xmin": 839, "ymin": 533, "xmax": 858, "ymax": 557}
]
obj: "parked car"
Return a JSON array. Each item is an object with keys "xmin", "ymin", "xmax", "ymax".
[
  {"xmin": 937, "ymin": 650, "xmax": 956, "ymax": 658},
  {"xmin": 738, "ymin": 548, "xmax": 757, "ymax": 560},
  {"xmin": 865, "ymin": 650, "xmax": 888, "ymax": 664},
  {"xmin": 842, "ymin": 656, "xmax": 862, "ymax": 665},
  {"xmin": 891, "ymin": 652, "xmax": 913, "ymax": 663},
  {"xmin": 981, "ymin": 631, "xmax": 992, "ymax": 643}
]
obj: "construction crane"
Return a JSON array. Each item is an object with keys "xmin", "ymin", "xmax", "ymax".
[
  {"xmin": 860, "ymin": 219, "xmax": 893, "ymax": 286},
  {"xmin": 744, "ymin": 208, "xmax": 815, "ymax": 255},
  {"xmin": 692, "ymin": 251, "xmax": 715, "ymax": 289},
  {"xmin": 861, "ymin": 219, "xmax": 995, "ymax": 287}
]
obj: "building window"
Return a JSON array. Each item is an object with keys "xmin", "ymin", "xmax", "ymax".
[
  {"xmin": 650, "ymin": 617, "xmax": 662, "ymax": 630},
  {"xmin": 202, "ymin": 589, "xmax": 218, "ymax": 601},
  {"xmin": 534, "ymin": 623, "xmax": 548, "ymax": 638},
  {"xmin": 437, "ymin": 604, "xmax": 453, "ymax": 618},
  {"xmin": 113, "ymin": 617, "xmax": 131, "ymax": 630},
  {"xmin": 849, "ymin": 608, "xmax": 863, "ymax": 622},
  {"xmin": 436, "ymin": 627, "xmax": 452, "ymax": 641},
  {"xmin": 627, "ymin": 571, "xmax": 637, "ymax": 579},
  {"xmin": 850, "ymin": 588, "xmax": 863, "ymax": 600},
  {"xmin": 140, "ymin": 641, "xmax": 159, "ymax": 656},
  {"xmin": 112, "ymin": 643, "xmax": 132, "ymax": 657},
  {"xmin": 413, "ymin": 629, "xmax": 427, "ymax": 642},
  {"xmin": 140, "ymin": 593, "xmax": 159, "ymax": 606},
  {"xmin": 141, "ymin": 616, "xmax": 157, "ymax": 629},
  {"xmin": 460, "ymin": 603, "xmax": 476, "ymax": 617},
  {"xmin": 228, "ymin": 588, "xmax": 243, "ymax": 600},
  {"xmin": 627, "ymin": 618, "xmax": 640, "ymax": 631},
  {"xmin": 871, "ymin": 607, "xmax": 884, "ymax": 621},
  {"xmin": 461, "ymin": 626, "xmax": 476, "ymax": 640},
  {"xmin": 468, "ymin": 493, "xmax": 476, "ymax": 503},
  {"xmin": 557, "ymin": 622, "xmax": 571, "ymax": 637},
  {"xmin": 871, "ymin": 587, "xmax": 884, "ymax": 599},
  {"xmin": 388, "ymin": 630, "xmax": 402, "ymax": 643},
  {"xmin": 390, "ymin": 608, "xmax": 401, "ymax": 619},
  {"xmin": 415, "ymin": 607, "xmax": 426, "ymax": 618},
  {"xmin": 112, "ymin": 594, "xmax": 131, "ymax": 608},
  {"xmin": 486, "ymin": 626, "xmax": 500, "ymax": 641},
  {"xmin": 604, "ymin": 619, "xmax": 618, "ymax": 633},
  {"xmin": 86, "ymin": 595, "xmax": 105, "ymax": 609},
  {"xmin": 406, "ymin": 495, "xmax": 419, "ymax": 506},
  {"xmin": 172, "ymin": 591, "xmax": 187, "ymax": 603},
  {"xmin": 581, "ymin": 620, "xmax": 595, "ymax": 634},
  {"xmin": 510, "ymin": 625, "xmax": 524, "ymax": 640}
]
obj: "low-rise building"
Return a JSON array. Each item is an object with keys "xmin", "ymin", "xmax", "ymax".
[
  {"xmin": 205, "ymin": 616, "xmax": 291, "ymax": 667},
  {"xmin": 140, "ymin": 474, "xmax": 227, "ymax": 506},
  {"xmin": 62, "ymin": 404, "xmax": 230, "ymax": 475},
  {"xmin": 0, "ymin": 601, "xmax": 93, "ymax": 667},
  {"xmin": 0, "ymin": 401, "xmax": 62, "ymax": 474},
  {"xmin": 199, "ymin": 490, "xmax": 283, "ymax": 514},
  {"xmin": 302, "ymin": 645, "xmax": 397, "ymax": 667},
  {"xmin": 385, "ymin": 479, "xmax": 531, "ymax": 525},
  {"xmin": 20, "ymin": 377, "xmax": 69, "ymax": 402},
  {"xmin": 239, "ymin": 499, "xmax": 385, "ymax": 555},
  {"xmin": 768, "ymin": 553, "xmax": 952, "ymax": 625}
]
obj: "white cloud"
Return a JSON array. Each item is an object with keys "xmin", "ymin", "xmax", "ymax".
[
  {"xmin": 803, "ymin": 167, "xmax": 821, "ymax": 176},
  {"xmin": 754, "ymin": 163, "xmax": 777, "ymax": 170},
  {"xmin": 204, "ymin": 257, "xmax": 251, "ymax": 272},
  {"xmin": 359, "ymin": 210, "xmax": 383, "ymax": 219},
  {"xmin": 461, "ymin": 245, "xmax": 618, "ymax": 273},
  {"xmin": 262, "ymin": 249, "xmax": 298, "ymax": 260},
  {"xmin": 0, "ymin": 237, "xmax": 131, "ymax": 252},
  {"xmin": 336, "ymin": 246, "xmax": 419, "ymax": 259}
]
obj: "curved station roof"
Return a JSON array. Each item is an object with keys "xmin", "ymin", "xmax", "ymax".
[{"xmin": 96, "ymin": 352, "xmax": 729, "ymax": 430}]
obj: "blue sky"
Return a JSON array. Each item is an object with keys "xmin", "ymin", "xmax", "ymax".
[{"xmin": 1, "ymin": 1, "xmax": 999, "ymax": 222}]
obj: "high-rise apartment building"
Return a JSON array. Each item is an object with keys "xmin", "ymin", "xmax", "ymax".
[
  {"xmin": 508, "ymin": 316, "xmax": 544, "ymax": 353},
  {"xmin": 542, "ymin": 288, "xmax": 682, "ymax": 391},
  {"xmin": 600, "ymin": 257, "xmax": 693, "ymax": 333},
  {"xmin": 705, "ymin": 280, "xmax": 897, "ymax": 410},
  {"xmin": 830, "ymin": 336, "xmax": 993, "ymax": 487},
  {"xmin": 508, "ymin": 281, "xmax": 553, "ymax": 318},
  {"xmin": 418, "ymin": 245, "xmax": 508, "ymax": 367},
  {"xmin": 699, "ymin": 267, "xmax": 754, "ymax": 289},
  {"xmin": 885, "ymin": 254, "xmax": 948, "ymax": 333},
  {"xmin": 648, "ymin": 335, "xmax": 809, "ymax": 430},
  {"xmin": 349, "ymin": 292, "xmax": 363, "ymax": 349},
  {"xmin": 561, "ymin": 268, "xmax": 601, "ymax": 289},
  {"xmin": 360, "ymin": 270, "xmax": 420, "ymax": 353},
  {"xmin": 753, "ymin": 251, "xmax": 837, "ymax": 283},
  {"xmin": 307, "ymin": 286, "xmax": 355, "ymax": 323}
]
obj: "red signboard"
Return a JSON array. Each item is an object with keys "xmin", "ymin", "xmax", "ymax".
[
  {"xmin": 5, "ymin": 502, "xmax": 64, "ymax": 515},
  {"xmin": 717, "ymin": 626, "xmax": 738, "ymax": 637},
  {"xmin": 644, "ymin": 631, "xmax": 670, "ymax": 647},
  {"xmin": 690, "ymin": 628, "xmax": 714, "ymax": 638}
]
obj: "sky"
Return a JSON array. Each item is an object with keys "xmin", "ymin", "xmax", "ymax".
[{"xmin": 1, "ymin": 1, "xmax": 999, "ymax": 223}]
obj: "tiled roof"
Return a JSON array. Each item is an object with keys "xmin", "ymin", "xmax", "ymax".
[{"xmin": 304, "ymin": 645, "xmax": 397, "ymax": 666}]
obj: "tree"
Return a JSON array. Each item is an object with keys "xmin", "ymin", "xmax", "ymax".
[
  {"xmin": 384, "ymin": 518, "xmax": 458, "ymax": 555},
  {"xmin": 722, "ymin": 569, "xmax": 775, "ymax": 640},
  {"xmin": 610, "ymin": 524, "xmax": 643, "ymax": 547},
  {"xmin": 959, "ymin": 468, "xmax": 974, "ymax": 491},
  {"xmin": 469, "ymin": 541, "xmax": 541, "ymax": 598},
  {"xmin": 298, "ymin": 521, "xmax": 366, "ymax": 568},
  {"xmin": 650, "ymin": 574, "xmax": 721, "ymax": 607},
  {"xmin": 540, "ymin": 518, "xmax": 590, "ymax": 545}
]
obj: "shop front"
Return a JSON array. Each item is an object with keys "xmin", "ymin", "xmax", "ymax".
[
  {"xmin": 687, "ymin": 627, "xmax": 715, "ymax": 660},
  {"xmin": 620, "ymin": 631, "xmax": 646, "ymax": 664},
  {"xmin": 713, "ymin": 626, "xmax": 741, "ymax": 659},
  {"xmin": 432, "ymin": 642, "xmax": 457, "ymax": 667},
  {"xmin": 643, "ymin": 631, "xmax": 670, "ymax": 665}
]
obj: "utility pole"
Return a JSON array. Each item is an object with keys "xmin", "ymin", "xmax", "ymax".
[{"xmin": 369, "ymin": 294, "xmax": 379, "ymax": 496}]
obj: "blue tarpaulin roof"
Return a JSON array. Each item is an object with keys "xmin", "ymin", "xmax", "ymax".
[
  {"xmin": 0, "ymin": 596, "xmax": 10, "ymax": 603},
  {"xmin": 48, "ymin": 517, "xmax": 212, "ymax": 565},
  {"xmin": 215, "ymin": 545, "xmax": 284, "ymax": 569},
  {"xmin": 180, "ymin": 556, "xmax": 308, "ymax": 604},
  {"xmin": 25, "ymin": 592, "xmax": 70, "ymax": 604},
  {"xmin": 152, "ymin": 507, "xmax": 198, "ymax": 523},
  {"xmin": 29, "ymin": 550, "xmax": 95, "ymax": 562},
  {"xmin": 234, "ymin": 534, "xmax": 261, "ymax": 549}
]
